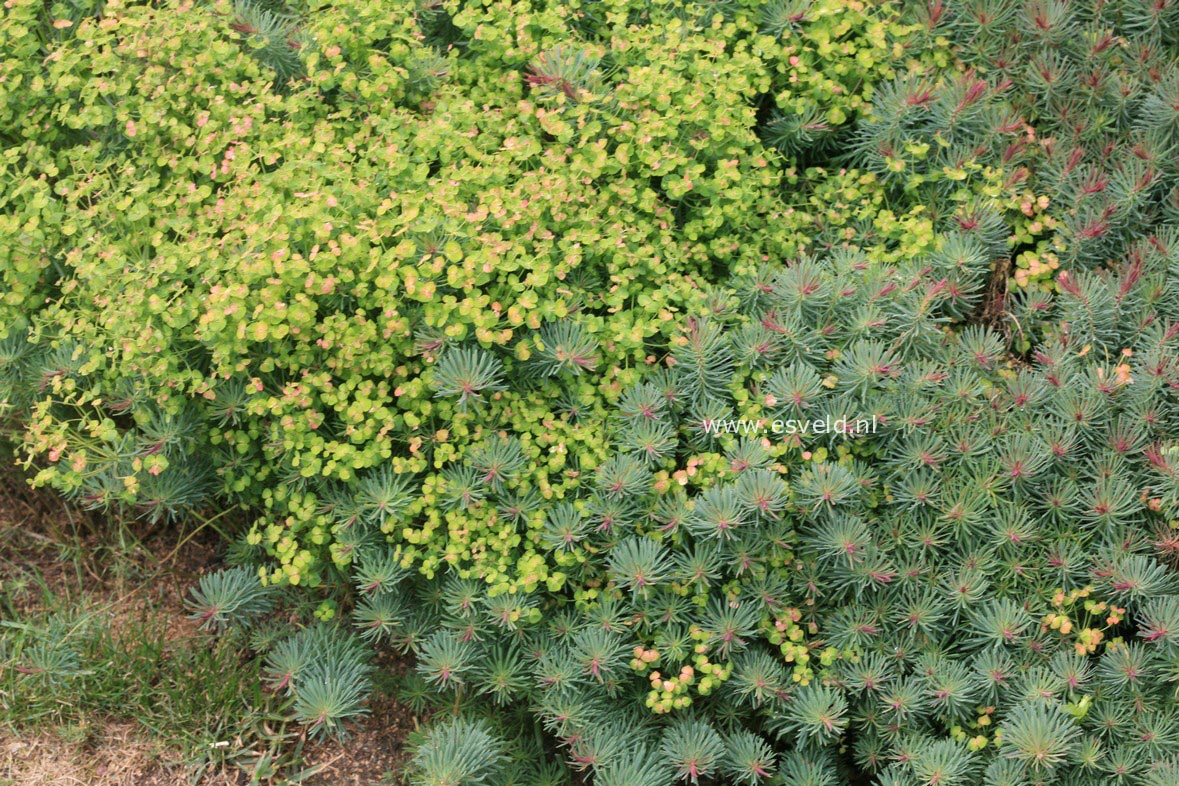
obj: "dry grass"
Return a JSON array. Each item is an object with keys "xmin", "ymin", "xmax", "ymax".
[{"xmin": 0, "ymin": 724, "xmax": 173, "ymax": 786}]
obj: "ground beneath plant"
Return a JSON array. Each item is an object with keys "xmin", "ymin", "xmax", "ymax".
[{"xmin": 0, "ymin": 462, "xmax": 414, "ymax": 786}]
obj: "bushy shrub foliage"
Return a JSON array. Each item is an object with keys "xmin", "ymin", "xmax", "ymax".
[
  {"xmin": 5, "ymin": 0, "xmax": 1179, "ymax": 784},
  {"xmin": 2, "ymin": 0, "xmax": 930, "ymax": 581}
]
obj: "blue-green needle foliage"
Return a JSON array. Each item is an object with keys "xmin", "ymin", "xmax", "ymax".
[{"xmin": 204, "ymin": 230, "xmax": 1179, "ymax": 784}]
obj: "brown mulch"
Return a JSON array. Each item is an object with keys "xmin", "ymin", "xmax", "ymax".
[
  {"xmin": 978, "ymin": 254, "xmax": 1013, "ymax": 334},
  {"xmin": 305, "ymin": 691, "xmax": 416, "ymax": 786}
]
